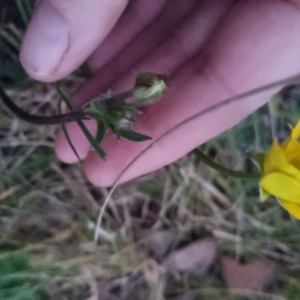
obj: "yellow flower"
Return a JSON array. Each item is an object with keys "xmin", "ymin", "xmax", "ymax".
[{"xmin": 259, "ymin": 120, "xmax": 300, "ymax": 220}]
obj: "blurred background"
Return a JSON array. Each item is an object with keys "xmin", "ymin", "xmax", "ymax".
[{"xmin": 1, "ymin": 1, "xmax": 300, "ymax": 299}]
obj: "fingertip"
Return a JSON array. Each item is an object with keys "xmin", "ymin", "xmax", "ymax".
[
  {"xmin": 84, "ymin": 134, "xmax": 143, "ymax": 187},
  {"xmin": 20, "ymin": 0, "xmax": 70, "ymax": 82},
  {"xmin": 20, "ymin": 0, "xmax": 128, "ymax": 82},
  {"xmin": 84, "ymin": 152, "xmax": 114, "ymax": 187}
]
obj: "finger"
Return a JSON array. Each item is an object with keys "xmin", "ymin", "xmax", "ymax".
[
  {"xmin": 88, "ymin": 0, "xmax": 166, "ymax": 72},
  {"xmin": 20, "ymin": 0, "xmax": 128, "ymax": 82},
  {"xmin": 84, "ymin": 0, "xmax": 300, "ymax": 187},
  {"xmin": 55, "ymin": 0, "xmax": 233, "ymax": 165},
  {"xmin": 69, "ymin": 0, "xmax": 199, "ymax": 109},
  {"xmin": 55, "ymin": 120, "xmax": 97, "ymax": 163}
]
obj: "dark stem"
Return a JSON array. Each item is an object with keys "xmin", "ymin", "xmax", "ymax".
[
  {"xmin": 0, "ymin": 85, "xmax": 132, "ymax": 125},
  {"xmin": 194, "ymin": 148, "xmax": 260, "ymax": 179}
]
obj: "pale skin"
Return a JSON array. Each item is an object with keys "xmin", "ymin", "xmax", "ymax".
[{"xmin": 20, "ymin": 0, "xmax": 300, "ymax": 187}]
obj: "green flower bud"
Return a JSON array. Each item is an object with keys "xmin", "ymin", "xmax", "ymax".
[{"xmin": 132, "ymin": 72, "xmax": 167, "ymax": 105}]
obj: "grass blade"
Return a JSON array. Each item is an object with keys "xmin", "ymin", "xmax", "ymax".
[
  {"xmin": 14, "ymin": 0, "xmax": 29, "ymax": 26},
  {"xmin": 58, "ymin": 99, "xmax": 82, "ymax": 163}
]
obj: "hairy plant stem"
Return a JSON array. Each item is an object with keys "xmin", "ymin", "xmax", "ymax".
[{"xmin": 0, "ymin": 85, "xmax": 133, "ymax": 125}]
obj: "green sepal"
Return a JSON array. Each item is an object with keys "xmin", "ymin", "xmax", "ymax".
[
  {"xmin": 84, "ymin": 102, "xmax": 106, "ymax": 118},
  {"xmin": 246, "ymin": 151, "xmax": 265, "ymax": 173},
  {"xmin": 259, "ymin": 186, "xmax": 271, "ymax": 202},
  {"xmin": 247, "ymin": 151, "xmax": 271, "ymax": 201},
  {"xmin": 118, "ymin": 129, "xmax": 152, "ymax": 142},
  {"xmin": 107, "ymin": 120, "xmax": 120, "ymax": 138}
]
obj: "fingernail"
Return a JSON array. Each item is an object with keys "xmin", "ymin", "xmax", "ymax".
[{"xmin": 20, "ymin": 0, "xmax": 69, "ymax": 80}]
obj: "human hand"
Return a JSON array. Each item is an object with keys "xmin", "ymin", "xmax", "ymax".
[{"xmin": 20, "ymin": 0, "xmax": 300, "ymax": 187}]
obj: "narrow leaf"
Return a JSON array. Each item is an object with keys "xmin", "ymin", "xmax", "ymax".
[
  {"xmin": 14, "ymin": 0, "xmax": 29, "ymax": 25},
  {"xmin": 56, "ymin": 86, "xmax": 107, "ymax": 160},
  {"xmin": 96, "ymin": 119, "xmax": 106, "ymax": 144},
  {"xmin": 119, "ymin": 129, "xmax": 152, "ymax": 142}
]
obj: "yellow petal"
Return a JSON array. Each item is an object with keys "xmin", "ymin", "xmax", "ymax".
[
  {"xmin": 278, "ymin": 199, "xmax": 300, "ymax": 220},
  {"xmin": 281, "ymin": 138, "xmax": 300, "ymax": 162},
  {"xmin": 263, "ymin": 141, "xmax": 300, "ymax": 180},
  {"xmin": 281, "ymin": 120, "xmax": 300, "ymax": 162},
  {"xmin": 291, "ymin": 120, "xmax": 300, "ymax": 140},
  {"xmin": 260, "ymin": 172, "xmax": 300, "ymax": 204}
]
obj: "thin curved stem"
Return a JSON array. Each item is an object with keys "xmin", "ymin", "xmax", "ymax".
[
  {"xmin": 194, "ymin": 148, "xmax": 260, "ymax": 179},
  {"xmin": 93, "ymin": 72, "xmax": 299, "ymax": 240},
  {"xmin": 0, "ymin": 84, "xmax": 92, "ymax": 125},
  {"xmin": 58, "ymin": 97, "xmax": 82, "ymax": 162},
  {"xmin": 0, "ymin": 85, "xmax": 133, "ymax": 125}
]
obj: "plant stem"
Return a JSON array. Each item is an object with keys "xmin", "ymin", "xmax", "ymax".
[
  {"xmin": 0, "ymin": 85, "xmax": 132, "ymax": 125},
  {"xmin": 194, "ymin": 148, "xmax": 260, "ymax": 179}
]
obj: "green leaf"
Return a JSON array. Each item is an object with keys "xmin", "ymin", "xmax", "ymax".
[
  {"xmin": 118, "ymin": 129, "xmax": 152, "ymax": 142},
  {"xmin": 96, "ymin": 119, "xmax": 106, "ymax": 144},
  {"xmin": 84, "ymin": 101, "xmax": 106, "ymax": 117}
]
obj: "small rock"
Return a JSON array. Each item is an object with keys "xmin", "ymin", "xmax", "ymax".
[
  {"xmin": 163, "ymin": 238, "xmax": 217, "ymax": 274},
  {"xmin": 221, "ymin": 256, "xmax": 277, "ymax": 292},
  {"xmin": 135, "ymin": 228, "xmax": 180, "ymax": 259}
]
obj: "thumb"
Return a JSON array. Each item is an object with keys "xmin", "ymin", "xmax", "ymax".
[{"xmin": 20, "ymin": 0, "xmax": 128, "ymax": 82}]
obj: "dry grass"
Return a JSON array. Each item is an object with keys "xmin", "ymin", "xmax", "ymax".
[{"xmin": 2, "ymin": 2, "xmax": 300, "ymax": 300}]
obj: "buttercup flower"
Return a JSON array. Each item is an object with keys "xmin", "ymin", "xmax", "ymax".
[{"xmin": 258, "ymin": 120, "xmax": 300, "ymax": 219}]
